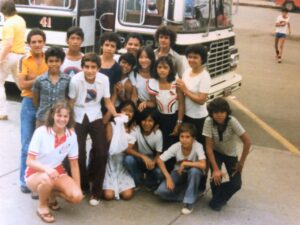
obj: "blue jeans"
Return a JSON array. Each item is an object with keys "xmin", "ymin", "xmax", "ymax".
[
  {"xmin": 123, "ymin": 154, "xmax": 162, "ymax": 189},
  {"xmin": 20, "ymin": 97, "xmax": 36, "ymax": 187},
  {"xmin": 155, "ymin": 168, "xmax": 203, "ymax": 204}
]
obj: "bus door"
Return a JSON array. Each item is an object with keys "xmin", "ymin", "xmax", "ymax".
[{"xmin": 78, "ymin": 0, "xmax": 97, "ymax": 52}]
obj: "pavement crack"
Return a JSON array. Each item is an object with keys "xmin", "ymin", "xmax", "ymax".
[{"xmin": 0, "ymin": 168, "xmax": 19, "ymax": 178}]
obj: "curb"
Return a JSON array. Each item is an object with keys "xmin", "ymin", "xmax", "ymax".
[{"xmin": 234, "ymin": 2, "xmax": 281, "ymax": 9}]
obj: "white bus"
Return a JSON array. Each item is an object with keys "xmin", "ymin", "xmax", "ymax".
[{"xmin": 0, "ymin": 0, "xmax": 241, "ymax": 99}]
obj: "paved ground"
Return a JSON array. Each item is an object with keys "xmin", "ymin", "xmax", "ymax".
[{"xmin": 1, "ymin": 102, "xmax": 300, "ymax": 225}]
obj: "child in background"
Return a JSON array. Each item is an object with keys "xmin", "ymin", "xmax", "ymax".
[
  {"xmin": 111, "ymin": 53, "xmax": 138, "ymax": 106},
  {"xmin": 274, "ymin": 8, "xmax": 291, "ymax": 63},
  {"xmin": 60, "ymin": 26, "xmax": 84, "ymax": 77},
  {"xmin": 32, "ymin": 46, "xmax": 70, "ymax": 127},
  {"xmin": 155, "ymin": 123, "xmax": 206, "ymax": 215},
  {"xmin": 103, "ymin": 101, "xmax": 137, "ymax": 200},
  {"xmin": 26, "ymin": 101, "xmax": 83, "ymax": 223},
  {"xmin": 203, "ymin": 98, "xmax": 251, "ymax": 211},
  {"xmin": 123, "ymin": 107, "xmax": 163, "ymax": 191},
  {"xmin": 147, "ymin": 56, "xmax": 184, "ymax": 171},
  {"xmin": 129, "ymin": 46, "xmax": 156, "ymax": 111}
]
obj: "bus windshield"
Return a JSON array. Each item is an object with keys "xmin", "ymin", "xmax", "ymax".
[
  {"xmin": 14, "ymin": 0, "xmax": 74, "ymax": 9},
  {"xmin": 182, "ymin": 0, "xmax": 232, "ymax": 32}
]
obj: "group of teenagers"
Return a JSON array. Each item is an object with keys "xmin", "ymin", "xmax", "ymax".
[{"xmin": 14, "ymin": 16, "xmax": 251, "ymax": 224}]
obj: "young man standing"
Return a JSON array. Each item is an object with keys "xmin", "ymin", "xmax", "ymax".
[
  {"xmin": 0, "ymin": 1, "xmax": 26, "ymax": 119},
  {"xmin": 60, "ymin": 26, "xmax": 84, "ymax": 77},
  {"xmin": 69, "ymin": 53, "xmax": 121, "ymax": 206},
  {"xmin": 18, "ymin": 28, "xmax": 48, "ymax": 194},
  {"xmin": 154, "ymin": 26, "xmax": 184, "ymax": 77}
]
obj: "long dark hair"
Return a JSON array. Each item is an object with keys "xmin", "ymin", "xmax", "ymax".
[{"xmin": 117, "ymin": 100, "xmax": 137, "ymax": 129}]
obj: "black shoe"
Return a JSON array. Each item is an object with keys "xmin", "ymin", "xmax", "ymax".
[
  {"xmin": 209, "ymin": 200, "xmax": 226, "ymax": 211},
  {"xmin": 31, "ymin": 192, "xmax": 39, "ymax": 200},
  {"xmin": 20, "ymin": 186, "xmax": 31, "ymax": 194}
]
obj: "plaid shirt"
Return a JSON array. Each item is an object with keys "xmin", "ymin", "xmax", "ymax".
[{"xmin": 32, "ymin": 72, "xmax": 70, "ymax": 121}]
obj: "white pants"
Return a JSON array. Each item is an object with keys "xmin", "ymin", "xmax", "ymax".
[{"xmin": 0, "ymin": 52, "xmax": 23, "ymax": 116}]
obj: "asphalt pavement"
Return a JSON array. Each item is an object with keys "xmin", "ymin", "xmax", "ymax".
[{"xmin": 1, "ymin": 1, "xmax": 300, "ymax": 225}]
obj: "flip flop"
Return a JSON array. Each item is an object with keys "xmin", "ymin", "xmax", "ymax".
[
  {"xmin": 36, "ymin": 209, "xmax": 55, "ymax": 223},
  {"xmin": 48, "ymin": 200, "xmax": 61, "ymax": 211}
]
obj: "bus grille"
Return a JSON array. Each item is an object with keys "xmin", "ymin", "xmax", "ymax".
[{"xmin": 207, "ymin": 40, "xmax": 230, "ymax": 78}]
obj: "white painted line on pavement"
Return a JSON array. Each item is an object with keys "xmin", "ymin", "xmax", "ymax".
[{"xmin": 227, "ymin": 96, "xmax": 300, "ymax": 154}]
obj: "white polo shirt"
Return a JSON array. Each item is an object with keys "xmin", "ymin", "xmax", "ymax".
[
  {"xmin": 182, "ymin": 68, "xmax": 211, "ymax": 119},
  {"xmin": 28, "ymin": 126, "xmax": 78, "ymax": 169},
  {"xmin": 69, "ymin": 71, "xmax": 111, "ymax": 123}
]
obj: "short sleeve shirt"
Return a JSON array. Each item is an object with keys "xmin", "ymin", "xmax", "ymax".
[
  {"xmin": 129, "ymin": 72, "xmax": 151, "ymax": 101},
  {"xmin": 160, "ymin": 141, "xmax": 206, "ymax": 170},
  {"xmin": 60, "ymin": 57, "xmax": 82, "ymax": 77},
  {"xmin": 275, "ymin": 15, "xmax": 290, "ymax": 34},
  {"xmin": 2, "ymin": 15, "xmax": 26, "ymax": 53},
  {"xmin": 182, "ymin": 68, "xmax": 211, "ymax": 118},
  {"xmin": 147, "ymin": 78, "xmax": 178, "ymax": 114},
  {"xmin": 202, "ymin": 116, "xmax": 245, "ymax": 156},
  {"xmin": 68, "ymin": 71, "xmax": 111, "ymax": 123},
  {"xmin": 28, "ymin": 126, "xmax": 78, "ymax": 168},
  {"xmin": 32, "ymin": 72, "xmax": 70, "ymax": 121},
  {"xmin": 19, "ymin": 52, "xmax": 48, "ymax": 97},
  {"xmin": 100, "ymin": 61, "xmax": 122, "ymax": 94},
  {"xmin": 131, "ymin": 126, "xmax": 163, "ymax": 156}
]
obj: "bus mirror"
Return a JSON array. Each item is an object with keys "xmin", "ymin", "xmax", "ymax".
[{"xmin": 99, "ymin": 13, "xmax": 115, "ymax": 32}]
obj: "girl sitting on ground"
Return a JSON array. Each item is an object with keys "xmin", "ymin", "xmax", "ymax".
[
  {"xmin": 123, "ymin": 107, "xmax": 163, "ymax": 191},
  {"xmin": 102, "ymin": 100, "xmax": 137, "ymax": 200},
  {"xmin": 25, "ymin": 101, "xmax": 83, "ymax": 223}
]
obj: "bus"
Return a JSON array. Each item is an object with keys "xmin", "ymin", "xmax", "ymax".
[{"xmin": 0, "ymin": 0, "xmax": 242, "ymax": 99}]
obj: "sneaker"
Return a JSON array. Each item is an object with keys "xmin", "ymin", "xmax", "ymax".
[
  {"xmin": 20, "ymin": 185, "xmax": 31, "ymax": 194},
  {"xmin": 0, "ymin": 115, "xmax": 8, "ymax": 120},
  {"xmin": 89, "ymin": 197, "xmax": 100, "ymax": 206},
  {"xmin": 181, "ymin": 204, "xmax": 193, "ymax": 215}
]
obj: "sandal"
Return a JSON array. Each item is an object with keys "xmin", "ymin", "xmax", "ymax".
[
  {"xmin": 48, "ymin": 200, "xmax": 61, "ymax": 211},
  {"xmin": 36, "ymin": 209, "xmax": 55, "ymax": 223}
]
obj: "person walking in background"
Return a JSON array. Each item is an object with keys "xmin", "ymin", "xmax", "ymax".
[
  {"xmin": 18, "ymin": 28, "xmax": 48, "ymax": 195},
  {"xmin": 60, "ymin": 26, "xmax": 84, "ymax": 77},
  {"xmin": 32, "ymin": 47, "xmax": 70, "ymax": 127},
  {"xmin": 203, "ymin": 98, "xmax": 251, "ymax": 211},
  {"xmin": 0, "ymin": 1, "xmax": 26, "ymax": 120},
  {"xmin": 275, "ymin": 8, "xmax": 291, "ymax": 63}
]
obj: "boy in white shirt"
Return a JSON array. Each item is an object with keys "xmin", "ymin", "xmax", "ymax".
[
  {"xmin": 155, "ymin": 123, "xmax": 206, "ymax": 215},
  {"xmin": 69, "ymin": 53, "xmax": 121, "ymax": 206},
  {"xmin": 275, "ymin": 8, "xmax": 291, "ymax": 63}
]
